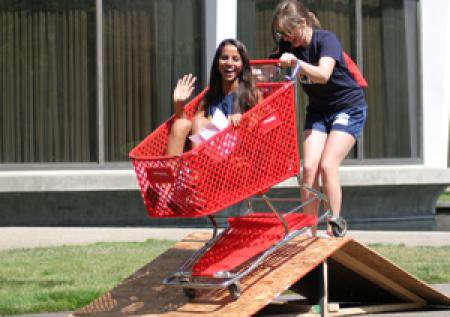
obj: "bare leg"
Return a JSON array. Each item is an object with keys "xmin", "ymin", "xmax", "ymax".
[
  {"xmin": 166, "ymin": 118, "xmax": 192, "ymax": 156},
  {"xmin": 301, "ymin": 130, "xmax": 327, "ymax": 234},
  {"xmin": 160, "ymin": 118, "xmax": 192, "ymax": 210},
  {"xmin": 320, "ymin": 130, "xmax": 356, "ymax": 234},
  {"xmin": 191, "ymin": 112, "xmax": 210, "ymax": 147}
]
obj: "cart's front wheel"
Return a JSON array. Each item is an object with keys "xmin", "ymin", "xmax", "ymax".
[
  {"xmin": 183, "ymin": 287, "xmax": 196, "ymax": 299},
  {"xmin": 328, "ymin": 216, "xmax": 347, "ymax": 237},
  {"xmin": 228, "ymin": 283, "xmax": 241, "ymax": 300}
]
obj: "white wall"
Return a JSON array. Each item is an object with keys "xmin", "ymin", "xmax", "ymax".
[
  {"xmin": 204, "ymin": 0, "xmax": 237, "ymax": 82},
  {"xmin": 421, "ymin": 0, "xmax": 450, "ymax": 168}
]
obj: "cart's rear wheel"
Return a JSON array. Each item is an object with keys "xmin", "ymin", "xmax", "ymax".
[
  {"xmin": 228, "ymin": 283, "xmax": 241, "ymax": 300},
  {"xmin": 183, "ymin": 287, "xmax": 196, "ymax": 299},
  {"xmin": 329, "ymin": 216, "xmax": 347, "ymax": 237}
]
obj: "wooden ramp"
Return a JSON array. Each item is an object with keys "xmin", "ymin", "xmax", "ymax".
[{"xmin": 72, "ymin": 232, "xmax": 450, "ymax": 316}]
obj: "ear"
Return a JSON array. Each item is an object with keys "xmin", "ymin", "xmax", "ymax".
[{"xmin": 298, "ymin": 18, "xmax": 307, "ymax": 27}]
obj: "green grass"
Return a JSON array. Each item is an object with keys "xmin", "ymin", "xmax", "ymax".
[
  {"xmin": 0, "ymin": 241, "xmax": 449, "ymax": 316},
  {"xmin": 369, "ymin": 244, "xmax": 450, "ymax": 284},
  {"xmin": 438, "ymin": 191, "xmax": 450, "ymax": 202},
  {"xmin": 0, "ymin": 239, "xmax": 174, "ymax": 316}
]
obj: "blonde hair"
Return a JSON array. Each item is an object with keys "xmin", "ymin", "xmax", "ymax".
[{"xmin": 272, "ymin": 0, "xmax": 321, "ymax": 41}]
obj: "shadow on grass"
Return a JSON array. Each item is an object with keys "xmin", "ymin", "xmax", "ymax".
[{"xmin": 0, "ymin": 278, "xmax": 73, "ymax": 287}]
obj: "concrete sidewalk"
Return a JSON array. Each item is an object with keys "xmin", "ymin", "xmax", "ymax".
[{"xmin": 1, "ymin": 227, "xmax": 450, "ymax": 251}]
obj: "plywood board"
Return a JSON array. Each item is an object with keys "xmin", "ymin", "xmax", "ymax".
[
  {"xmin": 72, "ymin": 232, "xmax": 349, "ymax": 316},
  {"xmin": 72, "ymin": 232, "xmax": 450, "ymax": 316},
  {"xmin": 334, "ymin": 240, "xmax": 450, "ymax": 306}
]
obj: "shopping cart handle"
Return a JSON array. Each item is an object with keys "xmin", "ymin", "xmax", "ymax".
[
  {"xmin": 250, "ymin": 59, "xmax": 280, "ymax": 66},
  {"xmin": 250, "ymin": 59, "xmax": 300, "ymax": 81}
]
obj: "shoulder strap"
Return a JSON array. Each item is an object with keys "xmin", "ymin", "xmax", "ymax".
[{"xmin": 343, "ymin": 51, "xmax": 368, "ymax": 88}]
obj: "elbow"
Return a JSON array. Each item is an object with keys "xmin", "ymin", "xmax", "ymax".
[{"xmin": 315, "ymin": 73, "xmax": 331, "ymax": 84}]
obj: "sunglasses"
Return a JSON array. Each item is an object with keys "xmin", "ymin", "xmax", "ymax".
[{"xmin": 275, "ymin": 30, "xmax": 291, "ymax": 42}]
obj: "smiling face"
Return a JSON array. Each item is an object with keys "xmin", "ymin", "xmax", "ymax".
[{"xmin": 218, "ymin": 44, "xmax": 243, "ymax": 87}]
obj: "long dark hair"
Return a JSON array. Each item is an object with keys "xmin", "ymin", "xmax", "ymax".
[
  {"xmin": 270, "ymin": 0, "xmax": 321, "ymax": 57},
  {"xmin": 202, "ymin": 39, "xmax": 259, "ymax": 114}
]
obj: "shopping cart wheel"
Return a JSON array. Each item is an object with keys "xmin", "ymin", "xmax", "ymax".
[
  {"xmin": 328, "ymin": 216, "xmax": 347, "ymax": 237},
  {"xmin": 183, "ymin": 287, "xmax": 196, "ymax": 299},
  {"xmin": 228, "ymin": 283, "xmax": 241, "ymax": 300}
]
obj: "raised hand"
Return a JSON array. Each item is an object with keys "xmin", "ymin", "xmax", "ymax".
[{"xmin": 173, "ymin": 74, "xmax": 197, "ymax": 108}]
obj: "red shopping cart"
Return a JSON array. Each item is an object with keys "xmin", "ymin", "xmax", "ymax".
[{"xmin": 129, "ymin": 60, "xmax": 347, "ymax": 299}]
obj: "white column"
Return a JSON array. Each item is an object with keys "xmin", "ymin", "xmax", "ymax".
[
  {"xmin": 96, "ymin": 0, "xmax": 105, "ymax": 164},
  {"xmin": 421, "ymin": 0, "xmax": 450, "ymax": 167},
  {"xmin": 445, "ymin": 2, "xmax": 450, "ymax": 167},
  {"xmin": 204, "ymin": 0, "xmax": 237, "ymax": 82},
  {"xmin": 216, "ymin": 0, "xmax": 237, "ymax": 43}
]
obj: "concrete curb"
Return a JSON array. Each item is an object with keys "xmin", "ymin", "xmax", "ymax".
[{"xmin": 1, "ymin": 227, "xmax": 450, "ymax": 251}]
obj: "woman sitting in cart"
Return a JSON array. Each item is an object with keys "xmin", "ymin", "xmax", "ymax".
[{"xmin": 166, "ymin": 38, "xmax": 262, "ymax": 156}]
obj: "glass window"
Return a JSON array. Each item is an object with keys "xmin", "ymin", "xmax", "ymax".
[
  {"xmin": 237, "ymin": 0, "xmax": 420, "ymax": 161},
  {"xmin": 0, "ymin": 0, "xmax": 97, "ymax": 163},
  {"xmin": 362, "ymin": 0, "xmax": 420, "ymax": 159},
  {"xmin": 103, "ymin": 0, "xmax": 203, "ymax": 162}
]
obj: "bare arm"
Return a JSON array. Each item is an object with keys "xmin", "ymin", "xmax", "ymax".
[
  {"xmin": 279, "ymin": 53, "xmax": 335, "ymax": 84},
  {"xmin": 255, "ymin": 89, "xmax": 263, "ymax": 104},
  {"xmin": 229, "ymin": 89, "xmax": 263, "ymax": 127}
]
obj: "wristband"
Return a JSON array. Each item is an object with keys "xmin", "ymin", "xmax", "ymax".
[{"xmin": 285, "ymin": 59, "xmax": 301, "ymax": 81}]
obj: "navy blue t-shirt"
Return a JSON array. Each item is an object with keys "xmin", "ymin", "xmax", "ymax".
[
  {"xmin": 291, "ymin": 29, "xmax": 365, "ymax": 113},
  {"xmin": 205, "ymin": 93, "xmax": 234, "ymax": 117}
]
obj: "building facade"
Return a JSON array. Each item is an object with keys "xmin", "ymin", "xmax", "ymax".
[{"xmin": 0, "ymin": 0, "xmax": 449, "ymax": 227}]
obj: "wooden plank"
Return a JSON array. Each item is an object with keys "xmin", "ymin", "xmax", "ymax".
[
  {"xmin": 71, "ymin": 232, "xmax": 350, "ymax": 316},
  {"xmin": 332, "ymin": 249, "xmax": 426, "ymax": 304},
  {"xmin": 263, "ymin": 302, "xmax": 339, "ymax": 315},
  {"xmin": 320, "ymin": 261, "xmax": 328, "ymax": 317},
  {"xmin": 339, "ymin": 240, "xmax": 450, "ymax": 305},
  {"xmin": 266, "ymin": 302, "xmax": 423, "ymax": 316},
  {"xmin": 333, "ymin": 302, "xmax": 424, "ymax": 316}
]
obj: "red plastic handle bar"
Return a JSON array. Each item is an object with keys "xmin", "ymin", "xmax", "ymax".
[{"xmin": 250, "ymin": 59, "xmax": 280, "ymax": 66}]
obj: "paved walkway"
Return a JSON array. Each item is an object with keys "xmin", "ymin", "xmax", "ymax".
[{"xmin": 2, "ymin": 227, "xmax": 450, "ymax": 251}]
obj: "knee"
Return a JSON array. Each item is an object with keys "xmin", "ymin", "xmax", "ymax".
[
  {"xmin": 302, "ymin": 161, "xmax": 319, "ymax": 178},
  {"xmin": 170, "ymin": 118, "xmax": 192, "ymax": 138},
  {"xmin": 319, "ymin": 158, "xmax": 338, "ymax": 177},
  {"xmin": 191, "ymin": 116, "xmax": 208, "ymax": 134}
]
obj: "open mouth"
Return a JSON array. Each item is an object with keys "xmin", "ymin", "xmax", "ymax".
[{"xmin": 222, "ymin": 68, "xmax": 238, "ymax": 79}]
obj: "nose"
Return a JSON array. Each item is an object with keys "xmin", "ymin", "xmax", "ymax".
[
  {"xmin": 282, "ymin": 34, "xmax": 292, "ymax": 42},
  {"xmin": 224, "ymin": 57, "xmax": 233, "ymax": 65}
]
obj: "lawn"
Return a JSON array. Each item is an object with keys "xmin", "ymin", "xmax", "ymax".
[
  {"xmin": 0, "ymin": 240, "xmax": 449, "ymax": 316},
  {"xmin": 0, "ymin": 239, "xmax": 174, "ymax": 316},
  {"xmin": 368, "ymin": 244, "xmax": 450, "ymax": 284},
  {"xmin": 439, "ymin": 191, "xmax": 450, "ymax": 202}
]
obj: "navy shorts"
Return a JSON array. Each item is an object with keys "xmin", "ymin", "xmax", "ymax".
[{"xmin": 304, "ymin": 104, "xmax": 368, "ymax": 140}]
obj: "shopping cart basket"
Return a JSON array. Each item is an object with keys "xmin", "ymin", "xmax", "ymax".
[{"xmin": 129, "ymin": 60, "xmax": 347, "ymax": 299}]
